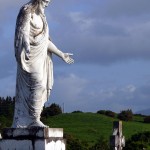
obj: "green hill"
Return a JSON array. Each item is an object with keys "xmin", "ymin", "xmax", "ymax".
[
  {"xmin": 42, "ymin": 113, "xmax": 150, "ymax": 146},
  {"xmin": 1, "ymin": 112, "xmax": 150, "ymax": 147}
]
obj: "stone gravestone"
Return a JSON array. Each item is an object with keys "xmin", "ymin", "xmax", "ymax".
[
  {"xmin": 0, "ymin": 0, "xmax": 74, "ymax": 149},
  {"xmin": 110, "ymin": 121, "xmax": 125, "ymax": 150}
]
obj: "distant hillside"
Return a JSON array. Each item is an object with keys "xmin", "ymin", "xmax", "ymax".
[
  {"xmin": 42, "ymin": 112, "xmax": 150, "ymax": 147},
  {"xmin": 136, "ymin": 108, "xmax": 150, "ymax": 116},
  {"xmin": 1, "ymin": 112, "xmax": 150, "ymax": 148}
]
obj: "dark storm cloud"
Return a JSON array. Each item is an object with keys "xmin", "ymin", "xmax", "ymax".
[
  {"xmin": 2, "ymin": 0, "xmax": 150, "ymax": 67},
  {"xmin": 104, "ymin": 0, "xmax": 150, "ymax": 18},
  {"xmin": 1, "ymin": 0, "xmax": 150, "ymax": 68},
  {"xmin": 44, "ymin": 0, "xmax": 150, "ymax": 65}
]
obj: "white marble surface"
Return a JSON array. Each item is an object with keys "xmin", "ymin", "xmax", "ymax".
[
  {"xmin": 48, "ymin": 128, "xmax": 63, "ymax": 138},
  {"xmin": 0, "ymin": 139, "xmax": 66, "ymax": 150},
  {"xmin": 12, "ymin": 0, "xmax": 74, "ymax": 128},
  {"xmin": 1, "ymin": 128, "xmax": 66, "ymax": 150}
]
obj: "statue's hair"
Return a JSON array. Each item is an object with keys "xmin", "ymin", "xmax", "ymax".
[
  {"xmin": 31, "ymin": 0, "xmax": 42, "ymax": 4},
  {"xmin": 26, "ymin": 0, "xmax": 42, "ymax": 13}
]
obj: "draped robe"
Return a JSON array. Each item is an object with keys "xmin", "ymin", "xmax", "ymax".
[{"xmin": 12, "ymin": 4, "xmax": 53, "ymax": 127}]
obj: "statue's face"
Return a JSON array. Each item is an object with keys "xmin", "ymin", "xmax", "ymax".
[{"xmin": 40, "ymin": 0, "xmax": 51, "ymax": 8}]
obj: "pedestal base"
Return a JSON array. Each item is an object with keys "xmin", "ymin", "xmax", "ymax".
[{"xmin": 0, "ymin": 127, "xmax": 66, "ymax": 150}]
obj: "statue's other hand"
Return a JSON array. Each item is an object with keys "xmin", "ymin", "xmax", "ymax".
[
  {"xmin": 25, "ymin": 49, "xmax": 30, "ymax": 60},
  {"xmin": 62, "ymin": 53, "xmax": 74, "ymax": 64}
]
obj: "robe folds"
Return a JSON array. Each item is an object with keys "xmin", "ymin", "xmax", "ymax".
[{"xmin": 12, "ymin": 4, "xmax": 53, "ymax": 127}]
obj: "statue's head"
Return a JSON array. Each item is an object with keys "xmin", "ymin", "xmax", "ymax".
[
  {"xmin": 32, "ymin": 0, "xmax": 51, "ymax": 8},
  {"xmin": 30, "ymin": 0, "xmax": 51, "ymax": 13},
  {"xmin": 40, "ymin": 0, "xmax": 51, "ymax": 8}
]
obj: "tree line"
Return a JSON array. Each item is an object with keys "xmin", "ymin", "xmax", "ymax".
[
  {"xmin": 0, "ymin": 96, "xmax": 150, "ymax": 123},
  {"xmin": 0, "ymin": 96, "xmax": 15, "ymax": 117}
]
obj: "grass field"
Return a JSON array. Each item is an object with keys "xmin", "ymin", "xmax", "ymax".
[
  {"xmin": 42, "ymin": 113, "xmax": 150, "ymax": 146},
  {"xmin": 1, "ymin": 112, "xmax": 150, "ymax": 147}
]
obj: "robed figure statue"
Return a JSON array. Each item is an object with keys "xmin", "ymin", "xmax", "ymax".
[{"xmin": 12, "ymin": 0, "xmax": 74, "ymax": 128}]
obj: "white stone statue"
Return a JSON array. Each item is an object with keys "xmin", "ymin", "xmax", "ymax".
[{"xmin": 12, "ymin": 0, "xmax": 74, "ymax": 128}]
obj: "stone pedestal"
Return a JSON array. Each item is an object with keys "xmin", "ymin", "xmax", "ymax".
[{"xmin": 0, "ymin": 127, "xmax": 66, "ymax": 150}]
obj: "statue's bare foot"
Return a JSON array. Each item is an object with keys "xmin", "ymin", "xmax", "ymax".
[{"xmin": 28, "ymin": 120, "xmax": 48, "ymax": 128}]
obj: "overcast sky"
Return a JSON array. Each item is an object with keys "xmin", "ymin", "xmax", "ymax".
[{"xmin": 1, "ymin": 0, "xmax": 150, "ymax": 113}]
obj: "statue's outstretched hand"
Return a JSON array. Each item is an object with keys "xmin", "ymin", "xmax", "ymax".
[{"xmin": 62, "ymin": 53, "xmax": 74, "ymax": 64}]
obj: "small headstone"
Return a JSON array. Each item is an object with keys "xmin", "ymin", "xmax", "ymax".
[{"xmin": 110, "ymin": 121, "xmax": 125, "ymax": 150}]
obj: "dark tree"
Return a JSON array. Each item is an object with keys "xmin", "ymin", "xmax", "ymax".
[
  {"xmin": 64, "ymin": 133, "xmax": 88, "ymax": 150},
  {"xmin": 0, "ymin": 96, "xmax": 15, "ymax": 131},
  {"xmin": 42, "ymin": 103, "xmax": 62, "ymax": 117},
  {"xmin": 105, "ymin": 110, "xmax": 116, "ymax": 118},
  {"xmin": 97, "ymin": 110, "xmax": 116, "ymax": 118},
  {"xmin": 125, "ymin": 131, "xmax": 150, "ymax": 150},
  {"xmin": 117, "ymin": 109, "xmax": 133, "ymax": 121},
  {"xmin": 97, "ymin": 110, "xmax": 106, "ymax": 115},
  {"xmin": 144, "ymin": 116, "xmax": 150, "ymax": 123},
  {"xmin": 72, "ymin": 110, "xmax": 83, "ymax": 113},
  {"xmin": 0, "ymin": 96, "xmax": 15, "ymax": 117}
]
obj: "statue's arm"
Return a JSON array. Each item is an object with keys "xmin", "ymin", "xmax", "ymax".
[
  {"xmin": 47, "ymin": 40, "xmax": 74, "ymax": 64},
  {"xmin": 14, "ymin": 5, "xmax": 31, "ymax": 61}
]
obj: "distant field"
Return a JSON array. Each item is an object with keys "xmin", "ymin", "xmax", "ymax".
[
  {"xmin": 42, "ymin": 113, "xmax": 150, "ymax": 145},
  {"xmin": 1, "ymin": 112, "xmax": 150, "ymax": 147}
]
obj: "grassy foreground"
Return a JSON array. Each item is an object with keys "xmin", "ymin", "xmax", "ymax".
[{"xmin": 42, "ymin": 113, "xmax": 150, "ymax": 146}]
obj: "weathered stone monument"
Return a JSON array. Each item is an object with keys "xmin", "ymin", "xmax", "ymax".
[
  {"xmin": 0, "ymin": 0, "xmax": 74, "ymax": 149},
  {"xmin": 110, "ymin": 121, "xmax": 125, "ymax": 150},
  {"xmin": 0, "ymin": 128, "xmax": 65, "ymax": 150}
]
